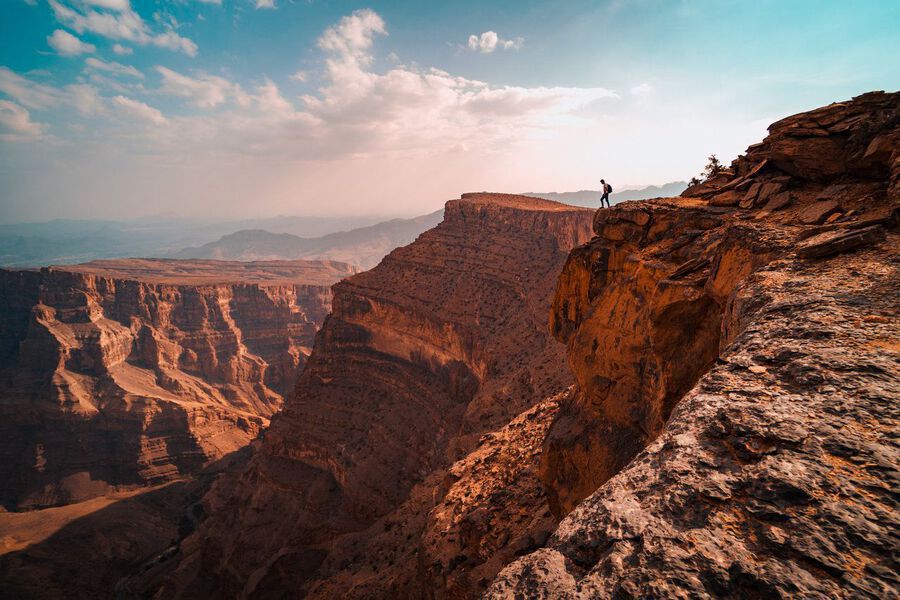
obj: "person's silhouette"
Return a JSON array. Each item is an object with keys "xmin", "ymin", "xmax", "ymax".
[{"xmin": 600, "ymin": 179, "xmax": 612, "ymax": 208}]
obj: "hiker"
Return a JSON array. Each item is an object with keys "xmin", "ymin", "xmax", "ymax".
[{"xmin": 600, "ymin": 179, "xmax": 613, "ymax": 208}]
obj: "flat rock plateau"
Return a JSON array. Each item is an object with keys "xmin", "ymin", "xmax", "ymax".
[{"xmin": 3, "ymin": 91, "xmax": 899, "ymax": 600}]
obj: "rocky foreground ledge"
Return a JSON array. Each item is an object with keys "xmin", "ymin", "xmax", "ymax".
[{"xmin": 489, "ymin": 92, "xmax": 898, "ymax": 598}]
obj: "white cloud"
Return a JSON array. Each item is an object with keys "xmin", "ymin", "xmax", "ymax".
[
  {"xmin": 85, "ymin": 57, "xmax": 143, "ymax": 78},
  {"xmin": 47, "ymin": 29, "xmax": 96, "ymax": 56},
  {"xmin": 0, "ymin": 66, "xmax": 62, "ymax": 109},
  {"xmin": 1, "ymin": 10, "xmax": 615, "ymax": 164},
  {"xmin": 156, "ymin": 66, "xmax": 249, "ymax": 108},
  {"xmin": 289, "ymin": 70, "xmax": 308, "ymax": 82},
  {"xmin": 467, "ymin": 31, "xmax": 523, "ymax": 53},
  {"xmin": 254, "ymin": 79, "xmax": 293, "ymax": 113},
  {"xmin": 501, "ymin": 38, "xmax": 524, "ymax": 51},
  {"xmin": 49, "ymin": 0, "xmax": 198, "ymax": 56},
  {"xmin": 112, "ymin": 43, "xmax": 133, "ymax": 55},
  {"xmin": 234, "ymin": 12, "xmax": 609, "ymax": 161},
  {"xmin": 84, "ymin": 0, "xmax": 130, "ymax": 10},
  {"xmin": 111, "ymin": 95, "xmax": 167, "ymax": 125},
  {"xmin": 254, "ymin": 0, "xmax": 276, "ymax": 8},
  {"xmin": 630, "ymin": 83, "xmax": 653, "ymax": 96},
  {"xmin": 67, "ymin": 83, "xmax": 105, "ymax": 115},
  {"xmin": 125, "ymin": 9, "xmax": 612, "ymax": 160},
  {"xmin": 0, "ymin": 66, "xmax": 112, "ymax": 118},
  {"xmin": 317, "ymin": 8, "xmax": 386, "ymax": 65},
  {"xmin": 0, "ymin": 100, "xmax": 45, "ymax": 140}
]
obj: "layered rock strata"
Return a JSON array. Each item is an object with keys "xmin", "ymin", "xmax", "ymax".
[
  {"xmin": 148, "ymin": 194, "xmax": 594, "ymax": 597},
  {"xmin": 490, "ymin": 92, "xmax": 898, "ymax": 597},
  {"xmin": 0, "ymin": 258, "xmax": 354, "ymax": 509}
]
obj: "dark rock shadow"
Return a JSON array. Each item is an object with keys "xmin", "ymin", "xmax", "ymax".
[{"xmin": 0, "ymin": 447, "xmax": 249, "ymax": 600}]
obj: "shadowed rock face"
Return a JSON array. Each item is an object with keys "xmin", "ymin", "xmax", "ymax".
[
  {"xmin": 0, "ymin": 259, "xmax": 355, "ymax": 510},
  {"xmin": 146, "ymin": 194, "xmax": 594, "ymax": 598},
  {"xmin": 489, "ymin": 92, "xmax": 898, "ymax": 598}
]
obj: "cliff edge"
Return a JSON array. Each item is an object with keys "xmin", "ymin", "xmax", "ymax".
[{"xmin": 489, "ymin": 92, "xmax": 898, "ymax": 598}]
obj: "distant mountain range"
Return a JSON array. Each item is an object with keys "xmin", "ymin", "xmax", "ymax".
[
  {"xmin": 0, "ymin": 214, "xmax": 398, "ymax": 268},
  {"xmin": 524, "ymin": 181, "xmax": 688, "ymax": 207},
  {"xmin": 0, "ymin": 184, "xmax": 685, "ymax": 269},
  {"xmin": 172, "ymin": 210, "xmax": 444, "ymax": 269}
]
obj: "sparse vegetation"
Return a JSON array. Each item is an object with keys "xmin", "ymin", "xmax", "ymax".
[
  {"xmin": 703, "ymin": 154, "xmax": 723, "ymax": 178},
  {"xmin": 688, "ymin": 154, "xmax": 725, "ymax": 186}
]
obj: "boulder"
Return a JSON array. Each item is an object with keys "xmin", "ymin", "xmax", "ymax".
[
  {"xmin": 798, "ymin": 199, "xmax": 841, "ymax": 224},
  {"xmin": 796, "ymin": 225, "xmax": 886, "ymax": 258},
  {"xmin": 739, "ymin": 182, "xmax": 762, "ymax": 208},
  {"xmin": 762, "ymin": 191, "xmax": 793, "ymax": 212},
  {"xmin": 709, "ymin": 190, "xmax": 742, "ymax": 206}
]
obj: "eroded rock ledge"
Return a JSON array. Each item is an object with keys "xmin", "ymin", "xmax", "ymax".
[
  {"xmin": 0, "ymin": 258, "xmax": 354, "ymax": 510},
  {"xmin": 489, "ymin": 92, "xmax": 898, "ymax": 598}
]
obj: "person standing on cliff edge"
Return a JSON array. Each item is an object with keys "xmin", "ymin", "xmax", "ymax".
[{"xmin": 600, "ymin": 179, "xmax": 613, "ymax": 208}]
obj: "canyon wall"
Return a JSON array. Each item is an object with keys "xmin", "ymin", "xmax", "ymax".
[
  {"xmin": 489, "ymin": 92, "xmax": 898, "ymax": 597},
  {"xmin": 0, "ymin": 258, "xmax": 355, "ymax": 510},
  {"xmin": 143, "ymin": 194, "xmax": 594, "ymax": 598}
]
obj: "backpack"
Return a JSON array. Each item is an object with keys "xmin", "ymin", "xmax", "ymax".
[{"xmin": 606, "ymin": 183, "xmax": 613, "ymax": 194}]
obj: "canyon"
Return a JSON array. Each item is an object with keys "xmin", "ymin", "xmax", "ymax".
[
  {"xmin": 1, "ymin": 91, "xmax": 897, "ymax": 600},
  {"xmin": 0, "ymin": 258, "xmax": 355, "ymax": 510},
  {"xmin": 133, "ymin": 194, "xmax": 596, "ymax": 598},
  {"xmin": 144, "ymin": 92, "xmax": 897, "ymax": 599}
]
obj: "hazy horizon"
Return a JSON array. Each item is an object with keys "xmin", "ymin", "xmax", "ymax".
[
  {"xmin": 0, "ymin": 180, "xmax": 685, "ymax": 225},
  {"xmin": 1, "ymin": 0, "xmax": 898, "ymax": 222}
]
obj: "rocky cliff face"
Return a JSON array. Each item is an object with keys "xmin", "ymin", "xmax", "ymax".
[
  {"xmin": 0, "ymin": 258, "xmax": 354, "ymax": 510},
  {"xmin": 144, "ymin": 194, "xmax": 594, "ymax": 598},
  {"xmin": 489, "ymin": 92, "xmax": 898, "ymax": 597}
]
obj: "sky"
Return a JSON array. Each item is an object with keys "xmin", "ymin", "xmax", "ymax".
[{"xmin": 0, "ymin": 0, "xmax": 897, "ymax": 222}]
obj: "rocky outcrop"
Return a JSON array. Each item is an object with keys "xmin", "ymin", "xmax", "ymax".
[
  {"xmin": 489, "ymin": 92, "xmax": 898, "ymax": 597},
  {"xmin": 419, "ymin": 392, "xmax": 565, "ymax": 598},
  {"xmin": 143, "ymin": 194, "xmax": 594, "ymax": 598},
  {"xmin": 0, "ymin": 258, "xmax": 354, "ymax": 510}
]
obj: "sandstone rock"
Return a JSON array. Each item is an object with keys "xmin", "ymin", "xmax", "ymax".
[
  {"xmin": 763, "ymin": 91, "xmax": 899, "ymax": 180},
  {"xmin": 709, "ymin": 190, "xmax": 742, "ymax": 207},
  {"xmin": 418, "ymin": 394, "xmax": 564, "ymax": 598},
  {"xmin": 668, "ymin": 257, "xmax": 711, "ymax": 280},
  {"xmin": 0, "ymin": 259, "xmax": 353, "ymax": 509},
  {"xmin": 758, "ymin": 181, "xmax": 783, "ymax": 201},
  {"xmin": 796, "ymin": 225, "xmax": 886, "ymax": 259},
  {"xmin": 542, "ymin": 200, "xmax": 785, "ymax": 516},
  {"xmin": 755, "ymin": 191, "xmax": 795, "ymax": 220},
  {"xmin": 488, "ymin": 91, "xmax": 899, "ymax": 599},
  {"xmin": 762, "ymin": 190, "xmax": 793, "ymax": 212},
  {"xmin": 739, "ymin": 182, "xmax": 762, "ymax": 208},
  {"xmin": 798, "ymin": 199, "xmax": 842, "ymax": 224},
  {"xmin": 862, "ymin": 131, "xmax": 898, "ymax": 164},
  {"xmin": 489, "ymin": 235, "xmax": 899, "ymax": 599},
  {"xmin": 142, "ymin": 194, "xmax": 594, "ymax": 598}
]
